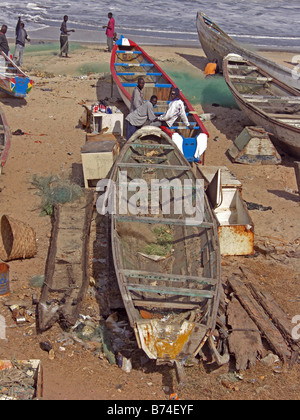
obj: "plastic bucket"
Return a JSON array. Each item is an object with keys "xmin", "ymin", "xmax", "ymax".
[{"xmin": 0, "ymin": 262, "xmax": 9, "ymax": 297}]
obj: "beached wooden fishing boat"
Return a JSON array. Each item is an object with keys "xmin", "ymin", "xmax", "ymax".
[
  {"xmin": 223, "ymin": 54, "xmax": 300, "ymax": 159},
  {"xmin": 0, "ymin": 51, "xmax": 34, "ymax": 98},
  {"xmin": 110, "ymin": 37, "xmax": 209, "ymax": 163},
  {"xmin": 0, "ymin": 105, "xmax": 11, "ymax": 175},
  {"xmin": 196, "ymin": 11, "xmax": 300, "ymax": 91},
  {"xmin": 105, "ymin": 126, "xmax": 222, "ymax": 367}
]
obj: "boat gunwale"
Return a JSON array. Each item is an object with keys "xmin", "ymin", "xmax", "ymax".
[{"xmin": 0, "ymin": 106, "xmax": 12, "ymax": 171}]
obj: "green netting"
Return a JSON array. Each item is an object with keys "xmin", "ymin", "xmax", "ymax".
[
  {"xmin": 163, "ymin": 68, "xmax": 238, "ymax": 108},
  {"xmin": 24, "ymin": 42, "xmax": 83, "ymax": 55},
  {"xmin": 31, "ymin": 174, "xmax": 83, "ymax": 216}
]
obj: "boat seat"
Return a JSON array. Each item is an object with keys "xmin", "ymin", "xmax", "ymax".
[
  {"xmin": 116, "ymin": 50, "xmax": 142, "ymax": 54},
  {"xmin": 114, "ymin": 63, "xmax": 154, "ymax": 67},
  {"xmin": 127, "ymin": 282, "xmax": 215, "ymax": 299},
  {"xmin": 116, "ymin": 72, "xmax": 162, "ymax": 77},
  {"xmin": 121, "ymin": 82, "xmax": 172, "ymax": 88},
  {"xmin": 229, "ymin": 75, "xmax": 273, "ymax": 82}
]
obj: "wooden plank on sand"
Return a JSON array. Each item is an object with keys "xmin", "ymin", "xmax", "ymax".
[
  {"xmin": 248, "ymin": 284, "xmax": 300, "ymax": 365},
  {"xmin": 294, "ymin": 161, "xmax": 300, "ymax": 198},
  {"xmin": 227, "ymin": 296, "xmax": 263, "ymax": 371},
  {"xmin": 228, "ymin": 276, "xmax": 291, "ymax": 362}
]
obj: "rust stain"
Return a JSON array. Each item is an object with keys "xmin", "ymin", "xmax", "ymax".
[{"xmin": 141, "ymin": 322, "xmax": 195, "ymax": 360}]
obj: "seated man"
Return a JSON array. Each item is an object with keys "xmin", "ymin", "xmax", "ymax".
[
  {"xmin": 204, "ymin": 59, "xmax": 219, "ymax": 77},
  {"xmin": 130, "ymin": 77, "xmax": 145, "ymax": 112},
  {"xmin": 151, "ymin": 87, "xmax": 191, "ymax": 129},
  {"xmin": 126, "ymin": 95, "xmax": 157, "ymax": 140}
]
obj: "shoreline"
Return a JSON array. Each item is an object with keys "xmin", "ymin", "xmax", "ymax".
[{"xmin": 6, "ymin": 25, "xmax": 300, "ymax": 53}]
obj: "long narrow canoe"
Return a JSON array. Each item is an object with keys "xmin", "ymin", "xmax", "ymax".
[
  {"xmin": 223, "ymin": 54, "xmax": 300, "ymax": 159},
  {"xmin": 0, "ymin": 105, "xmax": 11, "ymax": 175},
  {"xmin": 110, "ymin": 37, "xmax": 209, "ymax": 162},
  {"xmin": 196, "ymin": 11, "xmax": 300, "ymax": 91},
  {"xmin": 0, "ymin": 51, "xmax": 34, "ymax": 98},
  {"xmin": 103, "ymin": 126, "xmax": 222, "ymax": 366}
]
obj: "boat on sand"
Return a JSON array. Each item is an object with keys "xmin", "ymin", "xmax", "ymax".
[
  {"xmin": 196, "ymin": 11, "xmax": 299, "ymax": 91},
  {"xmin": 223, "ymin": 53, "xmax": 300, "ymax": 159},
  {"xmin": 110, "ymin": 36, "xmax": 209, "ymax": 163},
  {"xmin": 0, "ymin": 105, "xmax": 11, "ymax": 175},
  {"xmin": 103, "ymin": 125, "xmax": 225, "ymax": 373},
  {"xmin": 0, "ymin": 51, "xmax": 34, "ymax": 98}
]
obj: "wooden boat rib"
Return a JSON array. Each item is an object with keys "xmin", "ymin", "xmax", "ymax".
[
  {"xmin": 196, "ymin": 11, "xmax": 300, "ymax": 91},
  {"xmin": 108, "ymin": 126, "xmax": 222, "ymax": 365},
  {"xmin": 0, "ymin": 51, "xmax": 34, "ymax": 98},
  {"xmin": 110, "ymin": 37, "xmax": 209, "ymax": 163},
  {"xmin": 223, "ymin": 53, "xmax": 300, "ymax": 159},
  {"xmin": 0, "ymin": 105, "xmax": 11, "ymax": 175}
]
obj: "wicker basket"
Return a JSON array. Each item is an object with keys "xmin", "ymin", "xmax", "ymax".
[{"xmin": 0, "ymin": 215, "xmax": 37, "ymax": 262}]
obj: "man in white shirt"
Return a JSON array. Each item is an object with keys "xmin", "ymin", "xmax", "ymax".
[{"xmin": 151, "ymin": 87, "xmax": 191, "ymax": 129}]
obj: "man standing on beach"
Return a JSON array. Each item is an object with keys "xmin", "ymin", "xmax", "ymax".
[
  {"xmin": 13, "ymin": 17, "xmax": 30, "ymax": 67},
  {"xmin": 126, "ymin": 95, "xmax": 157, "ymax": 140},
  {"xmin": 0, "ymin": 25, "xmax": 10, "ymax": 56},
  {"xmin": 130, "ymin": 77, "xmax": 145, "ymax": 112},
  {"xmin": 103, "ymin": 13, "xmax": 115, "ymax": 52},
  {"xmin": 59, "ymin": 15, "xmax": 75, "ymax": 58}
]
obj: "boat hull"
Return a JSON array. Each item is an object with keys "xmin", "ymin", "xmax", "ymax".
[
  {"xmin": 0, "ymin": 52, "xmax": 34, "ymax": 98},
  {"xmin": 0, "ymin": 106, "xmax": 11, "ymax": 175},
  {"xmin": 108, "ymin": 126, "xmax": 221, "ymax": 364},
  {"xmin": 223, "ymin": 54, "xmax": 300, "ymax": 159},
  {"xmin": 196, "ymin": 11, "xmax": 300, "ymax": 91},
  {"xmin": 110, "ymin": 37, "xmax": 209, "ymax": 164}
]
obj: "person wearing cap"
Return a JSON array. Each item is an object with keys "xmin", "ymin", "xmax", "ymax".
[
  {"xmin": 151, "ymin": 87, "xmax": 191, "ymax": 129},
  {"xmin": 130, "ymin": 77, "xmax": 145, "ymax": 112},
  {"xmin": 126, "ymin": 95, "xmax": 158, "ymax": 140},
  {"xmin": 13, "ymin": 17, "xmax": 30, "ymax": 67}
]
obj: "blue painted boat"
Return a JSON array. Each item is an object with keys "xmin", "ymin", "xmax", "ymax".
[{"xmin": 0, "ymin": 51, "xmax": 33, "ymax": 98}]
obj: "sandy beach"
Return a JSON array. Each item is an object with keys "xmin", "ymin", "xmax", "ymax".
[{"xmin": 0, "ymin": 40, "xmax": 299, "ymax": 401}]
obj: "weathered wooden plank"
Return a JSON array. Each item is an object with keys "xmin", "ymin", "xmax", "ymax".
[
  {"xmin": 115, "ymin": 215, "xmax": 213, "ymax": 228},
  {"xmin": 128, "ymin": 283, "xmax": 214, "ymax": 298},
  {"xmin": 117, "ymin": 162, "xmax": 190, "ymax": 171},
  {"xmin": 248, "ymin": 284, "xmax": 300, "ymax": 364},
  {"xmin": 120, "ymin": 269, "xmax": 217, "ymax": 285},
  {"xmin": 228, "ymin": 276, "xmax": 291, "ymax": 362},
  {"xmin": 227, "ymin": 296, "xmax": 263, "ymax": 370},
  {"xmin": 294, "ymin": 161, "xmax": 300, "ymax": 198},
  {"xmin": 133, "ymin": 299, "xmax": 200, "ymax": 310}
]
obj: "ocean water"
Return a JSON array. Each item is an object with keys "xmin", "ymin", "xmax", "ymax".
[{"xmin": 1, "ymin": 0, "xmax": 300, "ymax": 50}]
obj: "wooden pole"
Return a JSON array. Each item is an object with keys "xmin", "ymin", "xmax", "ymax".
[{"xmin": 294, "ymin": 161, "xmax": 300, "ymax": 198}]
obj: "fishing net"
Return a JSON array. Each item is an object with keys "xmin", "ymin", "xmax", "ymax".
[
  {"xmin": 31, "ymin": 174, "xmax": 83, "ymax": 216},
  {"xmin": 163, "ymin": 68, "xmax": 238, "ymax": 108}
]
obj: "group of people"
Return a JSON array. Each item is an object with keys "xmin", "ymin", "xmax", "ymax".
[
  {"xmin": 0, "ymin": 17, "xmax": 30, "ymax": 67},
  {"xmin": 125, "ymin": 77, "xmax": 192, "ymax": 140},
  {"xmin": 0, "ymin": 12, "xmax": 116, "ymax": 66}
]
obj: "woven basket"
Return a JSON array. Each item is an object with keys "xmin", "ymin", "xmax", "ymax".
[{"xmin": 0, "ymin": 215, "xmax": 37, "ymax": 262}]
